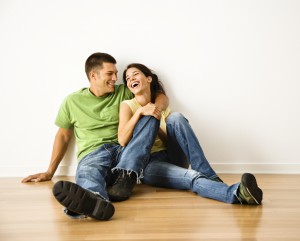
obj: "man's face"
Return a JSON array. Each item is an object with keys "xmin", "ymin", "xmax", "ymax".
[{"xmin": 91, "ymin": 62, "xmax": 118, "ymax": 96}]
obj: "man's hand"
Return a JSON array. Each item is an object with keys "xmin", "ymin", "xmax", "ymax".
[
  {"xmin": 21, "ymin": 172, "xmax": 53, "ymax": 183},
  {"xmin": 21, "ymin": 128, "xmax": 72, "ymax": 183}
]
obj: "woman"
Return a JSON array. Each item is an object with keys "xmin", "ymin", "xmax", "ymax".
[{"xmin": 117, "ymin": 63, "xmax": 263, "ymax": 205}]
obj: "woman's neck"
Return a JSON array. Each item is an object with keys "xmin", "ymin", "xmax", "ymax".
[{"xmin": 134, "ymin": 90, "xmax": 151, "ymax": 106}]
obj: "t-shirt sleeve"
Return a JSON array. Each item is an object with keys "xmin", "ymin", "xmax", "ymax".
[
  {"xmin": 164, "ymin": 107, "xmax": 171, "ymax": 117},
  {"xmin": 124, "ymin": 86, "xmax": 134, "ymax": 100},
  {"xmin": 55, "ymin": 97, "xmax": 73, "ymax": 129},
  {"xmin": 121, "ymin": 100, "xmax": 135, "ymax": 114}
]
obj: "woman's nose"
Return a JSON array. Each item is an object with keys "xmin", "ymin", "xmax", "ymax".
[{"xmin": 128, "ymin": 76, "xmax": 135, "ymax": 82}]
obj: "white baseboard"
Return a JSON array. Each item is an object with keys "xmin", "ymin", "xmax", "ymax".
[
  {"xmin": 1, "ymin": 165, "xmax": 78, "ymax": 178},
  {"xmin": 211, "ymin": 163, "xmax": 300, "ymax": 174},
  {"xmin": 1, "ymin": 163, "xmax": 300, "ymax": 178}
]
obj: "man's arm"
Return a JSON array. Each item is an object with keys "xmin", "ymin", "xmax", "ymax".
[
  {"xmin": 154, "ymin": 93, "xmax": 169, "ymax": 116},
  {"xmin": 21, "ymin": 128, "xmax": 73, "ymax": 183}
]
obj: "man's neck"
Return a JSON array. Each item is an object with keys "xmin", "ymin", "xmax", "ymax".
[{"xmin": 89, "ymin": 87, "xmax": 109, "ymax": 97}]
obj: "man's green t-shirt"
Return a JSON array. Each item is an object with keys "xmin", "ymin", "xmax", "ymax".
[{"xmin": 55, "ymin": 85, "xmax": 133, "ymax": 161}]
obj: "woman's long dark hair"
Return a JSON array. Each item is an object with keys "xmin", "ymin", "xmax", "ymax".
[{"xmin": 123, "ymin": 63, "xmax": 166, "ymax": 103}]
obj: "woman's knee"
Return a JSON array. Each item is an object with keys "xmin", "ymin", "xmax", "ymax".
[{"xmin": 167, "ymin": 112, "xmax": 185, "ymax": 124}]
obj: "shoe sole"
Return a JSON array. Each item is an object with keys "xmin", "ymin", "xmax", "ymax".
[
  {"xmin": 241, "ymin": 173, "xmax": 263, "ymax": 205},
  {"xmin": 107, "ymin": 192, "xmax": 130, "ymax": 202},
  {"xmin": 53, "ymin": 181, "xmax": 115, "ymax": 220}
]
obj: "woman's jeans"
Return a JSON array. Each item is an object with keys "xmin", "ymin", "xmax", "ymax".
[
  {"xmin": 76, "ymin": 116, "xmax": 160, "ymax": 200},
  {"xmin": 142, "ymin": 113, "xmax": 240, "ymax": 204}
]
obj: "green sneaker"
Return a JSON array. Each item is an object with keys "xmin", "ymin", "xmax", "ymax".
[{"xmin": 237, "ymin": 173, "xmax": 263, "ymax": 205}]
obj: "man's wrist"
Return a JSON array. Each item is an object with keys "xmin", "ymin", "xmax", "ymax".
[{"xmin": 46, "ymin": 171, "xmax": 54, "ymax": 178}]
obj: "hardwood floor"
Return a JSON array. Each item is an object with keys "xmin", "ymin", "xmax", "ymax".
[{"xmin": 1, "ymin": 174, "xmax": 300, "ymax": 241}]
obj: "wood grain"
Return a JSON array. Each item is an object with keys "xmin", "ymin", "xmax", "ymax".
[{"xmin": 1, "ymin": 174, "xmax": 299, "ymax": 241}]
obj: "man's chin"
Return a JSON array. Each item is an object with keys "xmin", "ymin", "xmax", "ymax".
[{"xmin": 107, "ymin": 85, "xmax": 115, "ymax": 92}]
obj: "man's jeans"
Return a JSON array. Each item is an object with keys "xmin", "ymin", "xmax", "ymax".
[
  {"xmin": 142, "ymin": 112, "xmax": 240, "ymax": 204},
  {"xmin": 76, "ymin": 116, "xmax": 159, "ymax": 200}
]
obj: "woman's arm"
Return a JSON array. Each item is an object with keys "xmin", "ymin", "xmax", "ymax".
[
  {"xmin": 118, "ymin": 102, "xmax": 138, "ymax": 146},
  {"xmin": 118, "ymin": 102, "xmax": 161, "ymax": 146}
]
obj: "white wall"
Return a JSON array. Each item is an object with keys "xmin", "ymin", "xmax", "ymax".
[{"xmin": 1, "ymin": 0, "xmax": 299, "ymax": 177}]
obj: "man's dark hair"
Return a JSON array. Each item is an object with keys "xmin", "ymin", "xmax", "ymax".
[{"xmin": 85, "ymin": 52, "xmax": 117, "ymax": 80}]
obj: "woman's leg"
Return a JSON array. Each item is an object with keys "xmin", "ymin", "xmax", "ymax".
[
  {"xmin": 142, "ymin": 152, "xmax": 240, "ymax": 204},
  {"xmin": 166, "ymin": 112, "xmax": 219, "ymax": 179}
]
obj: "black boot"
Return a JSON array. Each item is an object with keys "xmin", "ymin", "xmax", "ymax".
[
  {"xmin": 107, "ymin": 171, "xmax": 137, "ymax": 202},
  {"xmin": 53, "ymin": 181, "xmax": 115, "ymax": 220}
]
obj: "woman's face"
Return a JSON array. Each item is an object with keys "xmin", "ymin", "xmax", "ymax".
[{"xmin": 125, "ymin": 67, "xmax": 152, "ymax": 94}]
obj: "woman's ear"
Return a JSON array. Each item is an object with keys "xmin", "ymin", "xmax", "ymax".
[{"xmin": 147, "ymin": 76, "xmax": 152, "ymax": 83}]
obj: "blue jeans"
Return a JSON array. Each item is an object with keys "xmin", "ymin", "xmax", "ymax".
[
  {"xmin": 76, "ymin": 116, "xmax": 159, "ymax": 200},
  {"xmin": 142, "ymin": 113, "xmax": 240, "ymax": 204},
  {"xmin": 166, "ymin": 112, "xmax": 218, "ymax": 179}
]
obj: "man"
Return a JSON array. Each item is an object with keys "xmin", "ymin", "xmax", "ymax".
[{"xmin": 22, "ymin": 52, "xmax": 168, "ymax": 220}]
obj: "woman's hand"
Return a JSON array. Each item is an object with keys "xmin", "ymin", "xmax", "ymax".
[{"xmin": 139, "ymin": 103, "xmax": 162, "ymax": 120}]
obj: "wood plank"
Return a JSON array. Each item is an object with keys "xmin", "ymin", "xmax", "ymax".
[{"xmin": 1, "ymin": 174, "xmax": 300, "ymax": 241}]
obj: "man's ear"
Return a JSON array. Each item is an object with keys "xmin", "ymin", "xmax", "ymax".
[{"xmin": 89, "ymin": 70, "xmax": 96, "ymax": 82}]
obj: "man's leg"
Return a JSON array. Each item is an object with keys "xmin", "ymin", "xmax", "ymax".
[
  {"xmin": 166, "ymin": 112, "xmax": 220, "ymax": 180},
  {"xmin": 52, "ymin": 144, "xmax": 121, "ymax": 220},
  {"xmin": 75, "ymin": 144, "xmax": 121, "ymax": 199},
  {"xmin": 53, "ymin": 180, "xmax": 115, "ymax": 220},
  {"xmin": 108, "ymin": 116, "xmax": 160, "ymax": 201}
]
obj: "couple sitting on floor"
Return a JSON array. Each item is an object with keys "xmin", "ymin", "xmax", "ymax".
[{"xmin": 22, "ymin": 52, "xmax": 263, "ymax": 220}]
